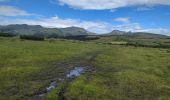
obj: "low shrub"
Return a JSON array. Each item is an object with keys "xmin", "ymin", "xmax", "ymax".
[
  {"xmin": 0, "ymin": 32, "xmax": 16, "ymax": 37},
  {"xmin": 64, "ymin": 35, "xmax": 100, "ymax": 41},
  {"xmin": 20, "ymin": 35, "xmax": 44, "ymax": 41}
]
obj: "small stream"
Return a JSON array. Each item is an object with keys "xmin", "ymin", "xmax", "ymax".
[{"xmin": 38, "ymin": 67, "xmax": 84, "ymax": 97}]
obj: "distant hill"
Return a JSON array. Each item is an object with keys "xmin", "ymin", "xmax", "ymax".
[
  {"xmin": 0, "ymin": 24, "xmax": 45, "ymax": 35},
  {"xmin": 105, "ymin": 30, "xmax": 129, "ymax": 36},
  {"xmin": 60, "ymin": 26, "xmax": 96, "ymax": 36},
  {"xmin": 0, "ymin": 24, "xmax": 168, "ymax": 39},
  {"xmin": 131, "ymin": 32, "xmax": 168, "ymax": 39},
  {"xmin": 103, "ymin": 30, "xmax": 168, "ymax": 38},
  {"xmin": 0, "ymin": 24, "xmax": 95, "ymax": 37}
]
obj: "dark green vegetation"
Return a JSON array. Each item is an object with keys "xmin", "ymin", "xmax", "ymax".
[
  {"xmin": 89, "ymin": 35, "xmax": 170, "ymax": 48},
  {"xmin": 20, "ymin": 35, "xmax": 45, "ymax": 41},
  {"xmin": 0, "ymin": 32, "xmax": 16, "ymax": 37},
  {"xmin": 62, "ymin": 35, "xmax": 99, "ymax": 41}
]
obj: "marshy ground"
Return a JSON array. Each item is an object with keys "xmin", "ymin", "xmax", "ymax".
[{"xmin": 0, "ymin": 37, "xmax": 170, "ymax": 100}]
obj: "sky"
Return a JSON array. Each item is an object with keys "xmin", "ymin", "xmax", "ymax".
[{"xmin": 0, "ymin": 0, "xmax": 170, "ymax": 35}]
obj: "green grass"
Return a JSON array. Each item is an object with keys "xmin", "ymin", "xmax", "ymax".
[
  {"xmin": 1, "ymin": 37, "xmax": 170, "ymax": 100},
  {"xmin": 46, "ymin": 82, "xmax": 66, "ymax": 100},
  {"xmin": 110, "ymin": 41, "xmax": 127, "ymax": 45},
  {"xmin": 65, "ymin": 46, "xmax": 170, "ymax": 100},
  {"xmin": 0, "ymin": 37, "xmax": 104, "ymax": 99}
]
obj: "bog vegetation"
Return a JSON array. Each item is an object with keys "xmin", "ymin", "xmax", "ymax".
[{"xmin": 0, "ymin": 34, "xmax": 170, "ymax": 100}]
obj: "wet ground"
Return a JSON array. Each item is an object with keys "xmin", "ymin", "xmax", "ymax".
[{"xmin": 32, "ymin": 66, "xmax": 85, "ymax": 100}]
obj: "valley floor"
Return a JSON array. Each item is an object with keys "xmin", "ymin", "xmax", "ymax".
[{"xmin": 0, "ymin": 37, "xmax": 170, "ymax": 100}]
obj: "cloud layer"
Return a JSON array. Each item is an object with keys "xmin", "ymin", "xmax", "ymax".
[
  {"xmin": 58, "ymin": 0, "xmax": 170, "ymax": 10},
  {"xmin": 0, "ymin": 6, "xmax": 31, "ymax": 16},
  {"xmin": 114, "ymin": 17, "xmax": 130, "ymax": 23}
]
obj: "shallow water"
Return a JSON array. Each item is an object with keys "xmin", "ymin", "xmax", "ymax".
[
  {"xmin": 46, "ymin": 81, "xmax": 57, "ymax": 92},
  {"xmin": 67, "ymin": 67, "xmax": 84, "ymax": 78},
  {"xmin": 38, "ymin": 67, "xmax": 84, "ymax": 97}
]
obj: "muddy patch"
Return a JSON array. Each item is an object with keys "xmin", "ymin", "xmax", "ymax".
[
  {"xmin": 33, "ymin": 66, "xmax": 85, "ymax": 99},
  {"xmin": 46, "ymin": 81, "xmax": 57, "ymax": 92}
]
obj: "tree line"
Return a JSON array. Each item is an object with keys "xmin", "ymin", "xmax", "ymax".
[{"xmin": 0, "ymin": 32, "xmax": 99, "ymax": 41}]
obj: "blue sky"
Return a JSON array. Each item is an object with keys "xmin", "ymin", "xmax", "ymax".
[{"xmin": 0, "ymin": 0, "xmax": 170, "ymax": 35}]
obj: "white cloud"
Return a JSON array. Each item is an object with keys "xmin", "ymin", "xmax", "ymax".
[
  {"xmin": 58, "ymin": 0, "xmax": 170, "ymax": 10},
  {"xmin": 112, "ymin": 23, "xmax": 142, "ymax": 32},
  {"xmin": 114, "ymin": 17, "xmax": 130, "ymax": 23},
  {"xmin": 136, "ymin": 6, "xmax": 153, "ymax": 11},
  {"xmin": 49, "ymin": 0, "xmax": 58, "ymax": 4},
  {"xmin": 137, "ymin": 28, "xmax": 170, "ymax": 36},
  {"xmin": 0, "ymin": 6, "xmax": 31, "ymax": 16}
]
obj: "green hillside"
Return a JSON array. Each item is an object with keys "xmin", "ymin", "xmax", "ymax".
[
  {"xmin": 60, "ymin": 26, "xmax": 95, "ymax": 36},
  {"xmin": 0, "ymin": 24, "xmax": 95, "ymax": 37}
]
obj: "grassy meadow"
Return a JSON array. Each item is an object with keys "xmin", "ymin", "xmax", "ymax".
[
  {"xmin": 0, "ymin": 37, "xmax": 104, "ymax": 99},
  {"xmin": 65, "ymin": 46, "xmax": 170, "ymax": 100},
  {"xmin": 0, "ymin": 37, "xmax": 170, "ymax": 100}
]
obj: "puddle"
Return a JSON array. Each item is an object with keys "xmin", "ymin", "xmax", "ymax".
[
  {"xmin": 46, "ymin": 81, "xmax": 57, "ymax": 92},
  {"xmin": 37, "ymin": 67, "xmax": 84, "ymax": 97},
  {"xmin": 37, "ymin": 81, "xmax": 57, "ymax": 97},
  {"xmin": 67, "ymin": 67, "xmax": 84, "ymax": 78}
]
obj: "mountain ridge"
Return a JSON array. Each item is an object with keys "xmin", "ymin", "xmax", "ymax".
[
  {"xmin": 0, "ymin": 24, "xmax": 95, "ymax": 37},
  {"xmin": 0, "ymin": 24, "xmax": 168, "ymax": 38}
]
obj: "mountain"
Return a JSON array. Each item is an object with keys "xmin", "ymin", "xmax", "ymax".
[
  {"xmin": 105, "ymin": 30, "xmax": 129, "ymax": 36},
  {"xmin": 0, "ymin": 24, "xmax": 94, "ymax": 37},
  {"xmin": 131, "ymin": 32, "xmax": 168, "ymax": 39},
  {"xmin": 0, "ymin": 24, "xmax": 168, "ymax": 39},
  {"xmin": 103, "ymin": 30, "xmax": 168, "ymax": 38},
  {"xmin": 0, "ymin": 24, "xmax": 44, "ymax": 35},
  {"xmin": 60, "ymin": 26, "xmax": 95, "ymax": 36}
]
